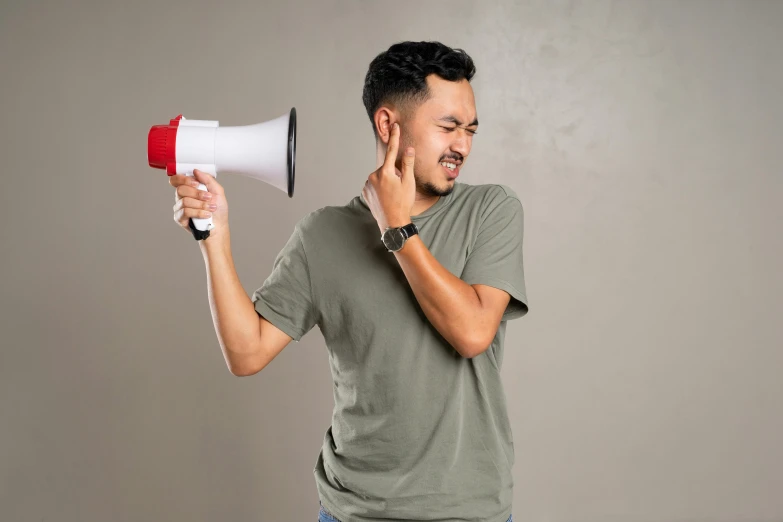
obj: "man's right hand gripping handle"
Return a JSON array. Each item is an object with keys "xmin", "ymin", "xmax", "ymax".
[{"xmin": 170, "ymin": 169, "xmax": 227, "ymax": 241}]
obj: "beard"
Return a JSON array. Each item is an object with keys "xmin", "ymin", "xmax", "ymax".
[{"xmin": 415, "ymin": 170, "xmax": 456, "ymax": 198}]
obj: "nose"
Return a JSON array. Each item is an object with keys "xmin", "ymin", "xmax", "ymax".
[{"xmin": 450, "ymin": 130, "xmax": 471, "ymax": 159}]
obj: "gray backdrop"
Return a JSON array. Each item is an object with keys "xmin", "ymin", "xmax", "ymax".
[{"xmin": 1, "ymin": 1, "xmax": 781, "ymax": 521}]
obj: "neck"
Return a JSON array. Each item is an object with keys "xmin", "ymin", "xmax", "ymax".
[{"xmin": 411, "ymin": 190, "xmax": 440, "ymax": 217}]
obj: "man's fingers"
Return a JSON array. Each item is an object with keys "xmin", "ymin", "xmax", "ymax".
[
  {"xmin": 174, "ymin": 182, "xmax": 215, "ymax": 204},
  {"xmin": 193, "ymin": 169, "xmax": 224, "ymax": 195},
  {"xmin": 383, "ymin": 122, "xmax": 400, "ymax": 172},
  {"xmin": 169, "ymin": 174, "xmax": 200, "ymax": 187}
]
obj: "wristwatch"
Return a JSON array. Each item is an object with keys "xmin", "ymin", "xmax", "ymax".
[{"xmin": 381, "ymin": 222, "xmax": 419, "ymax": 252}]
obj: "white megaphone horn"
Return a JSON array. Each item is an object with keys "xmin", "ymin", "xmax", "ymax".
[{"xmin": 147, "ymin": 108, "xmax": 297, "ymax": 240}]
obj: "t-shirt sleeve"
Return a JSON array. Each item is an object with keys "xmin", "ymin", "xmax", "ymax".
[
  {"xmin": 460, "ymin": 187, "xmax": 529, "ymax": 321},
  {"xmin": 251, "ymin": 225, "xmax": 317, "ymax": 342}
]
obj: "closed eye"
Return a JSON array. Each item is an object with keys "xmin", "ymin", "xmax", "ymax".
[{"xmin": 442, "ymin": 126, "xmax": 478, "ymax": 135}]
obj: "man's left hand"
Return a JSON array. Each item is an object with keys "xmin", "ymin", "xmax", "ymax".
[{"xmin": 362, "ymin": 122, "xmax": 416, "ymax": 233}]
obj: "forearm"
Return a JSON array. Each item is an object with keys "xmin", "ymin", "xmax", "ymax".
[
  {"xmin": 392, "ymin": 235, "xmax": 488, "ymax": 357},
  {"xmin": 199, "ymin": 230, "xmax": 261, "ymax": 374}
]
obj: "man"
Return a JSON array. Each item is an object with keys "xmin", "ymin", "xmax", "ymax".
[{"xmin": 171, "ymin": 40, "xmax": 528, "ymax": 522}]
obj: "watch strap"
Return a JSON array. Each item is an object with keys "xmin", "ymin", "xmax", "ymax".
[{"xmin": 400, "ymin": 222, "xmax": 418, "ymax": 239}]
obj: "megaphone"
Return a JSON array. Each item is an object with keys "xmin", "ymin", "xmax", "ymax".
[{"xmin": 147, "ymin": 107, "xmax": 297, "ymax": 240}]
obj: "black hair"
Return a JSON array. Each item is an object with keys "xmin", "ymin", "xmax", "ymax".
[{"xmin": 362, "ymin": 41, "xmax": 476, "ymax": 142}]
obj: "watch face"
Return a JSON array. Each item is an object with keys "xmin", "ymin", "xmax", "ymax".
[{"xmin": 383, "ymin": 228, "xmax": 405, "ymax": 251}]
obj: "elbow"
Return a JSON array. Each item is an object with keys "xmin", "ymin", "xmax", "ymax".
[
  {"xmin": 229, "ymin": 362, "xmax": 255, "ymax": 377},
  {"xmin": 230, "ymin": 366, "xmax": 257, "ymax": 377},
  {"xmin": 227, "ymin": 348, "xmax": 265, "ymax": 377},
  {"xmin": 458, "ymin": 331, "xmax": 493, "ymax": 359},
  {"xmin": 229, "ymin": 354, "xmax": 266, "ymax": 376}
]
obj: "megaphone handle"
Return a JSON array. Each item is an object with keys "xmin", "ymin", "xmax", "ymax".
[{"xmin": 184, "ymin": 172, "xmax": 213, "ymax": 241}]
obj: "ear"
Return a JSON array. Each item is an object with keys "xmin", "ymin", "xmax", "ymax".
[{"xmin": 374, "ymin": 108, "xmax": 396, "ymax": 144}]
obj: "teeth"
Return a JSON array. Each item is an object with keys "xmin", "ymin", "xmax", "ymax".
[{"xmin": 440, "ymin": 162, "xmax": 457, "ymax": 169}]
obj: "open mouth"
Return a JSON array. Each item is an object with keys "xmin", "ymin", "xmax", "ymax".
[{"xmin": 440, "ymin": 161, "xmax": 459, "ymax": 178}]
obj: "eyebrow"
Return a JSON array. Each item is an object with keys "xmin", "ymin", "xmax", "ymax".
[{"xmin": 437, "ymin": 115, "xmax": 479, "ymax": 127}]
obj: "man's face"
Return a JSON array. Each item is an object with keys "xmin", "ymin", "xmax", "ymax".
[{"xmin": 397, "ymin": 74, "xmax": 478, "ymax": 198}]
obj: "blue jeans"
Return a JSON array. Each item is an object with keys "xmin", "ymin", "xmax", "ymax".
[{"xmin": 319, "ymin": 501, "xmax": 513, "ymax": 522}]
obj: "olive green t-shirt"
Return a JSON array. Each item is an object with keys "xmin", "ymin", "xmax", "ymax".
[{"xmin": 251, "ymin": 181, "xmax": 529, "ymax": 522}]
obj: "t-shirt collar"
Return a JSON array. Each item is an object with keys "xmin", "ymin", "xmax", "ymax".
[{"xmin": 357, "ymin": 182, "xmax": 459, "ymax": 221}]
